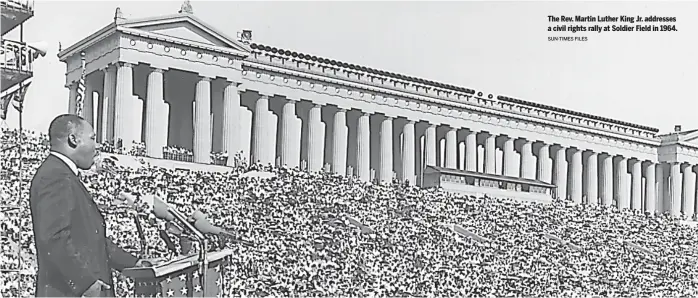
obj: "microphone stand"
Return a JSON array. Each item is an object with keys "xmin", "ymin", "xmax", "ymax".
[
  {"xmin": 131, "ymin": 210, "xmax": 149, "ymax": 258},
  {"xmin": 166, "ymin": 207, "xmax": 208, "ymax": 297}
]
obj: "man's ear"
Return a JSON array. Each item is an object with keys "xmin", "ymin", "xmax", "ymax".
[{"xmin": 67, "ymin": 134, "xmax": 78, "ymax": 148}]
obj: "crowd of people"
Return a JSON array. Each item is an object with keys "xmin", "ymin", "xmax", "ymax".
[{"xmin": 3, "ymin": 127, "xmax": 698, "ymax": 297}]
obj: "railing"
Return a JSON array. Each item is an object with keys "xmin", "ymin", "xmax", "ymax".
[
  {"xmin": 0, "ymin": 0, "xmax": 34, "ymax": 12},
  {"xmin": 1, "ymin": 39, "xmax": 41, "ymax": 73},
  {"xmin": 163, "ymin": 150, "xmax": 195, "ymax": 163}
]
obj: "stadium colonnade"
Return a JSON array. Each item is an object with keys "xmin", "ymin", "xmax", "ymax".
[{"xmin": 57, "ymin": 5, "xmax": 698, "ymax": 217}]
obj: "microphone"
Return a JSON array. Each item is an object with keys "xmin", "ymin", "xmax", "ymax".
[
  {"xmin": 164, "ymin": 220, "xmax": 198, "ymax": 255},
  {"xmin": 190, "ymin": 210, "xmax": 206, "ymax": 222},
  {"xmin": 166, "ymin": 222, "xmax": 184, "ymax": 235},
  {"xmin": 194, "ymin": 218, "xmax": 253, "ymax": 247},
  {"xmin": 158, "ymin": 229, "xmax": 177, "ymax": 255},
  {"xmin": 193, "ymin": 218, "xmax": 234, "ymax": 237},
  {"xmin": 149, "ymin": 195, "xmax": 175, "ymax": 221},
  {"xmin": 114, "ymin": 192, "xmax": 149, "ymax": 257}
]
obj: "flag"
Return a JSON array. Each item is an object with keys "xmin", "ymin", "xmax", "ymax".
[
  {"xmin": 13, "ymin": 80, "xmax": 31, "ymax": 114},
  {"xmin": 75, "ymin": 52, "xmax": 87, "ymax": 117},
  {"xmin": 0, "ymin": 79, "xmax": 31, "ymax": 120},
  {"xmin": 0, "ymin": 93, "xmax": 11, "ymax": 120}
]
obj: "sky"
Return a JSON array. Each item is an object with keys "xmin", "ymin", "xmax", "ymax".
[{"xmin": 3, "ymin": 0, "xmax": 697, "ymax": 135}]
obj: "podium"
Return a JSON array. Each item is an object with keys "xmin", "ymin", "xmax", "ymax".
[{"xmin": 122, "ymin": 248, "xmax": 233, "ymax": 297}]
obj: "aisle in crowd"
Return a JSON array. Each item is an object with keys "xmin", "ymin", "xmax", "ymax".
[{"xmin": 2, "ymin": 127, "xmax": 698, "ymax": 297}]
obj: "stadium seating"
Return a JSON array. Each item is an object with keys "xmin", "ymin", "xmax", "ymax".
[{"xmin": 2, "ymin": 127, "xmax": 698, "ymax": 297}]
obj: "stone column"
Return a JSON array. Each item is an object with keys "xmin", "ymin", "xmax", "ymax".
[
  {"xmin": 503, "ymin": 137, "xmax": 515, "ymax": 177},
  {"xmin": 402, "ymin": 120, "xmax": 416, "ymax": 185},
  {"xmin": 645, "ymin": 162, "xmax": 656, "ymax": 215},
  {"xmin": 102, "ymin": 66, "xmax": 116, "ymax": 143},
  {"xmin": 84, "ymin": 79, "xmax": 95, "ymax": 125},
  {"xmin": 193, "ymin": 77, "xmax": 212, "ymax": 164},
  {"xmin": 485, "ymin": 134, "xmax": 496, "ymax": 174},
  {"xmin": 445, "ymin": 127, "xmax": 457, "ymax": 169},
  {"xmin": 425, "ymin": 124, "xmax": 437, "ymax": 167},
  {"xmin": 356, "ymin": 112, "xmax": 370, "ymax": 181},
  {"xmin": 144, "ymin": 68, "xmax": 165, "ymax": 158},
  {"xmin": 586, "ymin": 152, "xmax": 598, "ymax": 205},
  {"xmin": 601, "ymin": 153, "xmax": 613, "ymax": 206},
  {"xmin": 307, "ymin": 104, "xmax": 323, "ymax": 172},
  {"xmin": 222, "ymin": 84, "xmax": 241, "ymax": 166},
  {"xmin": 570, "ymin": 148, "xmax": 583, "ymax": 204},
  {"xmin": 683, "ymin": 164, "xmax": 696, "ymax": 219},
  {"xmin": 670, "ymin": 162, "xmax": 682, "ymax": 217},
  {"xmin": 695, "ymin": 165, "xmax": 698, "ymax": 218},
  {"xmin": 465, "ymin": 130, "xmax": 477, "ymax": 172},
  {"xmin": 656, "ymin": 164, "xmax": 664, "ymax": 214},
  {"xmin": 520, "ymin": 140, "xmax": 534, "ymax": 179},
  {"xmin": 114, "ymin": 62, "xmax": 133, "ymax": 149},
  {"xmin": 252, "ymin": 95, "xmax": 270, "ymax": 165},
  {"xmin": 616, "ymin": 157, "xmax": 630, "ymax": 209},
  {"xmin": 631, "ymin": 159, "xmax": 643, "ymax": 210},
  {"xmin": 380, "ymin": 116, "xmax": 394, "ymax": 184},
  {"xmin": 537, "ymin": 144, "xmax": 551, "ymax": 183},
  {"xmin": 553, "ymin": 145, "xmax": 568, "ymax": 200},
  {"xmin": 68, "ymin": 82, "xmax": 77, "ymax": 114},
  {"xmin": 332, "ymin": 109, "xmax": 348, "ymax": 175},
  {"xmin": 279, "ymin": 98, "xmax": 297, "ymax": 168}
]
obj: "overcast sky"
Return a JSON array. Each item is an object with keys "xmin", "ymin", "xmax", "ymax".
[{"xmin": 3, "ymin": 0, "xmax": 697, "ymax": 135}]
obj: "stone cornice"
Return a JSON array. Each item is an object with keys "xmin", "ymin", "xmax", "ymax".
[
  {"xmin": 247, "ymin": 44, "xmax": 658, "ymax": 138},
  {"xmin": 242, "ymin": 69, "xmax": 660, "ymax": 162},
  {"xmin": 241, "ymin": 62, "xmax": 659, "ymax": 148},
  {"xmin": 63, "ymin": 35, "xmax": 120, "ymax": 85},
  {"xmin": 497, "ymin": 95, "xmax": 658, "ymax": 134},
  {"xmin": 58, "ymin": 23, "xmax": 117, "ymax": 62},
  {"xmin": 63, "ymin": 33, "xmax": 246, "ymax": 84},
  {"xmin": 118, "ymin": 27, "xmax": 248, "ymax": 59},
  {"xmin": 244, "ymin": 56, "xmax": 658, "ymax": 142}
]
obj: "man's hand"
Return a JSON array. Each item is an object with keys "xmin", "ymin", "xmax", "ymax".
[{"xmin": 82, "ymin": 280, "xmax": 110, "ymax": 297}]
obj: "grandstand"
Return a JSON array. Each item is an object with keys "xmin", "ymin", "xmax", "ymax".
[
  {"xmin": 3, "ymin": 2, "xmax": 698, "ymax": 296},
  {"xmin": 3, "ymin": 128, "xmax": 698, "ymax": 297}
]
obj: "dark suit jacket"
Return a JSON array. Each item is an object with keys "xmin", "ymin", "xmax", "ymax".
[{"xmin": 29, "ymin": 153, "xmax": 138, "ymax": 297}]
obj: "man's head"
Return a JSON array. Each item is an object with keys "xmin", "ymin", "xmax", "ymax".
[{"xmin": 48, "ymin": 114, "xmax": 97, "ymax": 170}]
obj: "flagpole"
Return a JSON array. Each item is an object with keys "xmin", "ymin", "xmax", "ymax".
[
  {"xmin": 76, "ymin": 52, "xmax": 87, "ymax": 117},
  {"xmin": 15, "ymin": 79, "xmax": 26, "ymax": 294}
]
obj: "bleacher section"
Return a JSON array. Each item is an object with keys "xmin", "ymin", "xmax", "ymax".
[{"xmin": 2, "ymin": 127, "xmax": 698, "ymax": 297}]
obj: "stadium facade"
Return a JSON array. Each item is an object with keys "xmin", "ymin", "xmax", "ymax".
[{"xmin": 59, "ymin": 5, "xmax": 698, "ymax": 217}]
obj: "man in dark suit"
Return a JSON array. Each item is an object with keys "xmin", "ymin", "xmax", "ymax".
[{"xmin": 29, "ymin": 114, "xmax": 145, "ymax": 297}]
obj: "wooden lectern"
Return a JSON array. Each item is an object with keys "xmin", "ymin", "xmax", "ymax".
[{"xmin": 122, "ymin": 248, "xmax": 233, "ymax": 297}]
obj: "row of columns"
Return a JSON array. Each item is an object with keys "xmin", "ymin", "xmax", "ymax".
[
  {"xmin": 73, "ymin": 62, "xmax": 225, "ymax": 163},
  {"xmin": 235, "ymin": 94, "xmax": 698, "ymax": 217},
  {"xmin": 69, "ymin": 62, "xmax": 698, "ymax": 218}
]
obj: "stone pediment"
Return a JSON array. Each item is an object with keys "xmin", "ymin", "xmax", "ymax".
[
  {"xmin": 119, "ymin": 13, "xmax": 249, "ymax": 53},
  {"xmin": 679, "ymin": 129, "xmax": 698, "ymax": 145}
]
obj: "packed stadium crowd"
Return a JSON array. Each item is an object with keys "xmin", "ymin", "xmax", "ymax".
[{"xmin": 3, "ymin": 127, "xmax": 698, "ymax": 297}]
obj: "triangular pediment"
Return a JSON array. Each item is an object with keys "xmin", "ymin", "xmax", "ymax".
[
  {"xmin": 679, "ymin": 129, "xmax": 698, "ymax": 144},
  {"xmin": 119, "ymin": 14, "xmax": 249, "ymax": 53}
]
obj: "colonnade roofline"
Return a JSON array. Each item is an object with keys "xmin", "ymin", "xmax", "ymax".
[
  {"xmin": 249, "ymin": 43, "xmax": 476, "ymax": 95},
  {"xmin": 241, "ymin": 60, "xmax": 660, "ymax": 145},
  {"xmin": 497, "ymin": 95, "xmax": 659, "ymax": 133},
  {"xmin": 247, "ymin": 43, "xmax": 660, "ymax": 139},
  {"xmin": 58, "ymin": 8, "xmax": 664, "ymax": 141}
]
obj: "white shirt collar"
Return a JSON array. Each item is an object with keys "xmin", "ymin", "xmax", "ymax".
[{"xmin": 50, "ymin": 151, "xmax": 78, "ymax": 176}]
